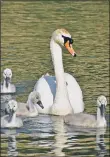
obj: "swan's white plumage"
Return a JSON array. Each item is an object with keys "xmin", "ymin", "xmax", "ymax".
[
  {"xmin": 34, "ymin": 29, "xmax": 84, "ymax": 115},
  {"xmin": 34, "ymin": 73, "xmax": 84, "ymax": 114},
  {"xmin": 65, "ymin": 73, "xmax": 84, "ymax": 113},
  {"xmin": 34, "ymin": 76, "xmax": 56, "ymax": 114}
]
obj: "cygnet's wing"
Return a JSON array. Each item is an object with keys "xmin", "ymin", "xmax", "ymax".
[
  {"xmin": 0, "ymin": 83, "xmax": 3, "ymax": 93},
  {"xmin": 11, "ymin": 84, "xmax": 16, "ymax": 93},
  {"xmin": 1, "ymin": 115, "xmax": 23, "ymax": 128},
  {"xmin": 16, "ymin": 117, "xmax": 23, "ymax": 127},
  {"xmin": 64, "ymin": 113, "xmax": 96, "ymax": 127},
  {"xmin": 0, "ymin": 83, "xmax": 16, "ymax": 94},
  {"xmin": 1, "ymin": 115, "xmax": 10, "ymax": 128}
]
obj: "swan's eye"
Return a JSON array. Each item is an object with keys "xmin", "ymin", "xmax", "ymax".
[{"xmin": 62, "ymin": 35, "xmax": 74, "ymax": 45}]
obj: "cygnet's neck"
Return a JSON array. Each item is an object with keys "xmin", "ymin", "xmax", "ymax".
[
  {"xmin": 2, "ymin": 79, "xmax": 11, "ymax": 92},
  {"xmin": 27, "ymin": 99, "xmax": 38, "ymax": 113},
  {"xmin": 96, "ymin": 106, "xmax": 106, "ymax": 127},
  {"xmin": 8, "ymin": 112, "xmax": 16, "ymax": 124},
  {"xmin": 50, "ymin": 38, "xmax": 72, "ymax": 114}
]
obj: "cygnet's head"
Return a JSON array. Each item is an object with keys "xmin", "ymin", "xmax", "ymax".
[
  {"xmin": 3, "ymin": 68, "xmax": 12, "ymax": 87},
  {"xmin": 29, "ymin": 91, "xmax": 44, "ymax": 109},
  {"xmin": 97, "ymin": 95, "xmax": 107, "ymax": 117},
  {"xmin": 6, "ymin": 100, "xmax": 18, "ymax": 115},
  {"xmin": 51, "ymin": 28, "xmax": 76, "ymax": 57}
]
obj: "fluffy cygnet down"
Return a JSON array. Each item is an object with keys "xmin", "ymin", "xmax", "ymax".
[
  {"xmin": 1, "ymin": 100, "xmax": 23, "ymax": 128},
  {"xmin": 64, "ymin": 95, "xmax": 107, "ymax": 128}
]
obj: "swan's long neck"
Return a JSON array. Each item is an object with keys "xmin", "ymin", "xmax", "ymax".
[
  {"xmin": 50, "ymin": 38, "xmax": 73, "ymax": 115},
  {"xmin": 50, "ymin": 39, "xmax": 66, "ymax": 96},
  {"xmin": 96, "ymin": 106, "xmax": 106, "ymax": 127}
]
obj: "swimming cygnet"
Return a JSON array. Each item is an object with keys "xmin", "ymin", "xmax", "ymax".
[
  {"xmin": 1, "ymin": 100, "xmax": 23, "ymax": 128},
  {"xmin": 1, "ymin": 68, "xmax": 16, "ymax": 93},
  {"xmin": 16, "ymin": 91, "xmax": 44, "ymax": 117},
  {"xmin": 64, "ymin": 95, "xmax": 107, "ymax": 128}
]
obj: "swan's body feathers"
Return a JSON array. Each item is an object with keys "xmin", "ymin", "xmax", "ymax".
[{"xmin": 34, "ymin": 73, "xmax": 84, "ymax": 114}]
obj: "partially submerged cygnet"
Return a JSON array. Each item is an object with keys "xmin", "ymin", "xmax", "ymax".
[
  {"xmin": 64, "ymin": 95, "xmax": 107, "ymax": 128},
  {"xmin": 1, "ymin": 100, "xmax": 23, "ymax": 128},
  {"xmin": 1, "ymin": 68, "xmax": 16, "ymax": 93},
  {"xmin": 16, "ymin": 91, "xmax": 44, "ymax": 117}
]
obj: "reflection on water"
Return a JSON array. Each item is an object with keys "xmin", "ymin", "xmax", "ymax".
[
  {"xmin": 1, "ymin": 114, "xmax": 109, "ymax": 156},
  {"xmin": 8, "ymin": 135, "xmax": 18, "ymax": 156},
  {"xmin": 1, "ymin": 129, "xmax": 18, "ymax": 157},
  {"xmin": 96, "ymin": 129, "xmax": 107, "ymax": 157},
  {"xmin": 52, "ymin": 117, "xmax": 67, "ymax": 156}
]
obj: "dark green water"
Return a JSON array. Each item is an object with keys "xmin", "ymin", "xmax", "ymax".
[{"xmin": 1, "ymin": 1, "xmax": 109, "ymax": 156}]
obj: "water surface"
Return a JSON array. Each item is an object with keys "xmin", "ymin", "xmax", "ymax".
[{"xmin": 1, "ymin": 1, "xmax": 109, "ymax": 156}]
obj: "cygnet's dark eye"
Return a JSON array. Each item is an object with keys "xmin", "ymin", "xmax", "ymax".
[{"xmin": 62, "ymin": 35, "xmax": 74, "ymax": 45}]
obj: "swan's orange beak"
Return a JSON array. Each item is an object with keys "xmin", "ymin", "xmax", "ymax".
[{"xmin": 65, "ymin": 41, "xmax": 76, "ymax": 57}]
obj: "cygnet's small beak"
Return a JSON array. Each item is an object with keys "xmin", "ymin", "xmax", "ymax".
[
  {"xmin": 64, "ymin": 41, "xmax": 76, "ymax": 57},
  {"xmin": 5, "ymin": 77, "xmax": 10, "ymax": 88},
  {"xmin": 37, "ymin": 100, "xmax": 44, "ymax": 109},
  {"xmin": 5, "ymin": 108, "xmax": 9, "ymax": 114},
  {"xmin": 9, "ymin": 108, "xmax": 14, "ymax": 115},
  {"xmin": 100, "ymin": 104, "xmax": 105, "ymax": 117}
]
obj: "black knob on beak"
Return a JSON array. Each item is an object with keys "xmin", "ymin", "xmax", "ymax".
[{"xmin": 73, "ymin": 53, "xmax": 77, "ymax": 57}]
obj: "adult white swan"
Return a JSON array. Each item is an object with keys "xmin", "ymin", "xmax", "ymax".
[{"xmin": 34, "ymin": 29, "xmax": 84, "ymax": 115}]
